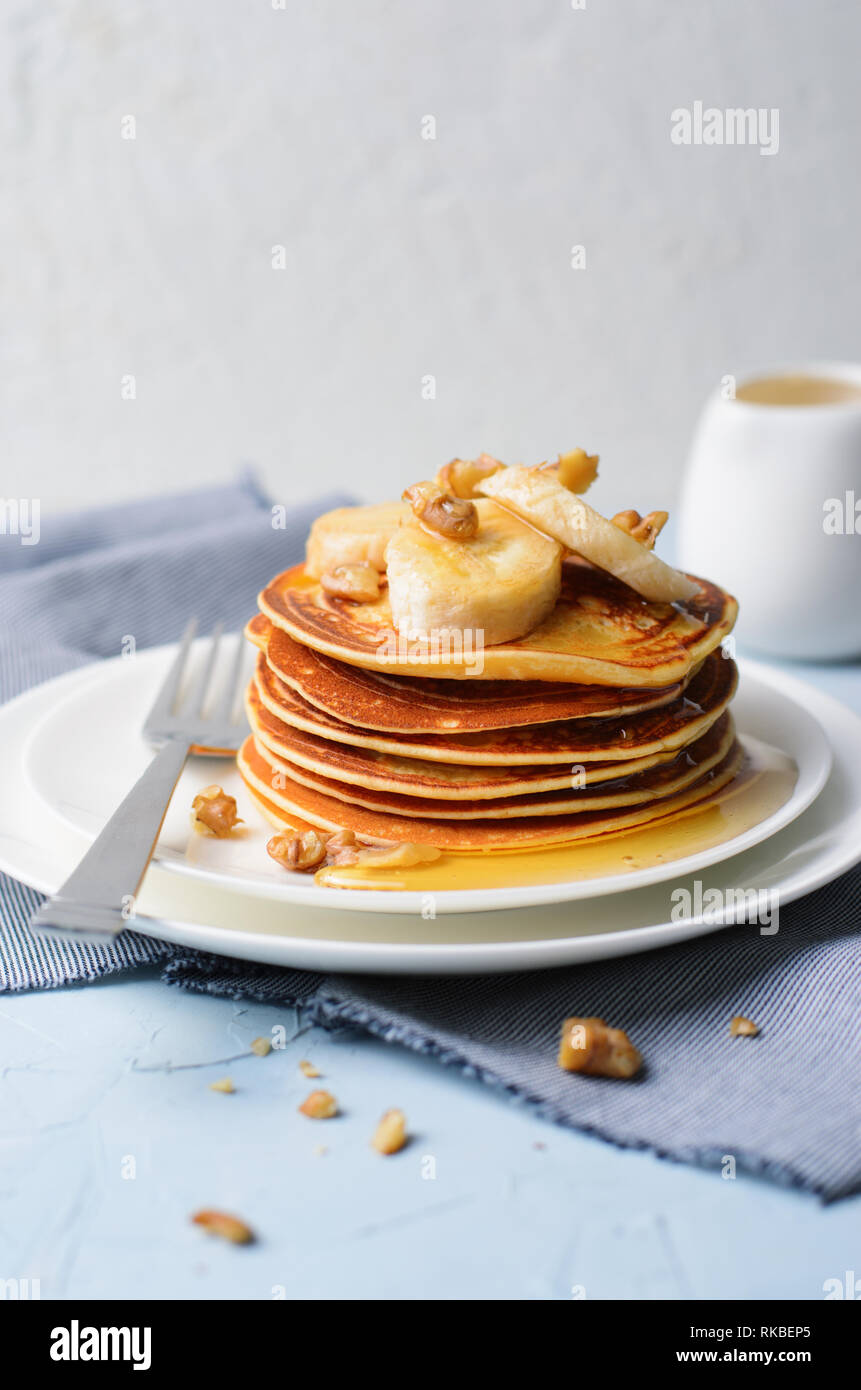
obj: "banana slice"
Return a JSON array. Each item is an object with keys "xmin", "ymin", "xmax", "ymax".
[
  {"xmin": 479, "ymin": 467, "xmax": 698, "ymax": 604},
  {"xmin": 306, "ymin": 502, "xmax": 409, "ymax": 579},
  {"xmin": 384, "ymin": 499, "xmax": 562, "ymax": 647}
]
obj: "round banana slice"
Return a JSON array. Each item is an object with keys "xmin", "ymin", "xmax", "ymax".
[
  {"xmin": 305, "ymin": 501, "xmax": 409, "ymax": 579},
  {"xmin": 384, "ymin": 500, "xmax": 563, "ymax": 649}
]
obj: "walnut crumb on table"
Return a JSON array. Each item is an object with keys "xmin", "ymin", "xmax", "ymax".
[
  {"xmin": 191, "ymin": 1210, "xmax": 255, "ymax": 1245},
  {"xmin": 299, "ymin": 1089, "xmax": 338, "ymax": 1119},
  {"xmin": 730, "ymin": 1015, "xmax": 760, "ymax": 1037},
  {"xmin": 371, "ymin": 1109, "xmax": 408, "ymax": 1155},
  {"xmin": 557, "ymin": 1016, "xmax": 642, "ymax": 1079}
]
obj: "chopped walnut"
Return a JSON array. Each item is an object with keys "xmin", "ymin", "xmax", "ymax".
[
  {"xmin": 315, "ymin": 840, "xmax": 442, "ymax": 882},
  {"xmin": 325, "ymin": 828, "xmax": 360, "ymax": 864},
  {"xmin": 540, "ymin": 448, "xmax": 599, "ymax": 494},
  {"xmin": 611, "ymin": 509, "xmax": 669, "ymax": 550},
  {"xmin": 299, "ymin": 1089, "xmax": 338, "ymax": 1119},
  {"xmin": 192, "ymin": 1209, "xmax": 255, "ymax": 1245},
  {"xmin": 209, "ymin": 1077, "xmax": 236, "ymax": 1093},
  {"xmin": 267, "ymin": 829, "xmax": 329, "ymax": 872},
  {"xmin": 557, "ymin": 1016, "xmax": 642, "ymax": 1079},
  {"xmin": 191, "ymin": 785, "xmax": 242, "ymax": 838},
  {"xmin": 403, "ymin": 481, "xmax": 479, "ymax": 540},
  {"xmin": 730, "ymin": 1015, "xmax": 760, "ymax": 1038},
  {"xmin": 299, "ymin": 1059, "xmax": 321, "ymax": 1078},
  {"xmin": 372, "ymin": 1108, "xmax": 408, "ymax": 1155},
  {"xmin": 435, "ymin": 454, "xmax": 505, "ymax": 499},
  {"xmin": 320, "ymin": 562, "xmax": 382, "ymax": 603},
  {"xmin": 250, "ymin": 1037, "xmax": 271, "ymax": 1057}
]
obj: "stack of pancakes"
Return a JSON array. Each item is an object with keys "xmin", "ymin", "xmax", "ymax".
[{"xmin": 238, "ymin": 558, "xmax": 740, "ymax": 853}]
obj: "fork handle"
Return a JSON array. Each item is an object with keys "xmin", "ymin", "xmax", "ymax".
[{"xmin": 29, "ymin": 738, "xmax": 192, "ymax": 940}]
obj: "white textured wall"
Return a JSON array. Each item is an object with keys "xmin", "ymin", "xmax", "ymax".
[{"xmin": 4, "ymin": 0, "xmax": 860, "ymax": 517}]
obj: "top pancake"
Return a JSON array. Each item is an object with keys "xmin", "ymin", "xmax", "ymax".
[
  {"xmin": 259, "ymin": 558, "xmax": 737, "ymax": 686},
  {"xmin": 245, "ymin": 615, "xmax": 691, "ymax": 732}
]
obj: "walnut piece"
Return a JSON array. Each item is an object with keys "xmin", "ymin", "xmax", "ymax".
[
  {"xmin": 540, "ymin": 448, "xmax": 600, "ymax": 494},
  {"xmin": 403, "ymin": 481, "xmax": 479, "ymax": 540},
  {"xmin": 435, "ymin": 454, "xmax": 505, "ymax": 499},
  {"xmin": 250, "ymin": 1037, "xmax": 271, "ymax": 1057},
  {"xmin": 315, "ymin": 841, "xmax": 442, "ymax": 882},
  {"xmin": 190, "ymin": 785, "xmax": 242, "ymax": 838},
  {"xmin": 371, "ymin": 1108, "xmax": 408, "ymax": 1155},
  {"xmin": 611, "ymin": 509, "xmax": 669, "ymax": 550},
  {"xmin": 268, "ymin": 825, "xmax": 441, "ymax": 878},
  {"xmin": 320, "ymin": 562, "xmax": 382, "ymax": 603},
  {"xmin": 325, "ymin": 828, "xmax": 360, "ymax": 864},
  {"xmin": 299, "ymin": 1089, "xmax": 338, "ymax": 1119},
  {"xmin": 192, "ymin": 1209, "xmax": 255, "ymax": 1245},
  {"xmin": 730, "ymin": 1015, "xmax": 760, "ymax": 1038},
  {"xmin": 267, "ymin": 829, "xmax": 329, "ymax": 872},
  {"xmin": 557, "ymin": 1016, "xmax": 642, "ymax": 1078},
  {"xmin": 209, "ymin": 1077, "xmax": 236, "ymax": 1093}
]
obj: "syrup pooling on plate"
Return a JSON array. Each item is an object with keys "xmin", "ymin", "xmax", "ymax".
[{"xmin": 313, "ymin": 740, "xmax": 798, "ymax": 891}]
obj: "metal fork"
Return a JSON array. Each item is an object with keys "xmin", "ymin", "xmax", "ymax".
[{"xmin": 29, "ymin": 620, "xmax": 247, "ymax": 941}]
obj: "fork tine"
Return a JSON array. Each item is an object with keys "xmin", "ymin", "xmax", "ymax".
[
  {"xmin": 211, "ymin": 631, "xmax": 247, "ymax": 723},
  {"xmin": 183, "ymin": 621, "xmax": 224, "ymax": 717},
  {"xmin": 144, "ymin": 616, "xmax": 198, "ymax": 723}
]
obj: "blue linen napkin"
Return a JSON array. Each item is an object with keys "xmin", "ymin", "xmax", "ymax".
[
  {"xmin": 1, "ymin": 479, "xmax": 860, "ymax": 1199},
  {"xmin": 0, "ymin": 473, "xmax": 353, "ymax": 983}
]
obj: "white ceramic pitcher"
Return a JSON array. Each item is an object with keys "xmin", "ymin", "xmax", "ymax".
[{"xmin": 678, "ymin": 364, "xmax": 861, "ymax": 660}]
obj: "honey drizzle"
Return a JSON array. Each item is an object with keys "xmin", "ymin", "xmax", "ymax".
[{"xmin": 315, "ymin": 739, "xmax": 797, "ymax": 893}]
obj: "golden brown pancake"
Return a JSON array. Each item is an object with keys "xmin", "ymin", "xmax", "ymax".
[
  {"xmin": 251, "ymin": 648, "xmax": 737, "ymax": 768},
  {"xmin": 246, "ymin": 614, "xmax": 691, "ymax": 731},
  {"xmin": 238, "ymin": 734, "xmax": 745, "ymax": 849},
  {"xmin": 245, "ymin": 670, "xmax": 737, "ymax": 797},
  {"xmin": 258, "ymin": 558, "xmax": 737, "ymax": 686},
  {"xmin": 249, "ymin": 713, "xmax": 734, "ymax": 819}
]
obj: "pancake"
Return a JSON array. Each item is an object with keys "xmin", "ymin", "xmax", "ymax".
[
  {"xmin": 249, "ymin": 713, "xmax": 734, "ymax": 819},
  {"xmin": 246, "ymin": 671, "xmax": 736, "ymax": 797},
  {"xmin": 246, "ymin": 615, "xmax": 692, "ymax": 732},
  {"xmin": 252, "ymin": 648, "xmax": 738, "ymax": 768},
  {"xmin": 237, "ymin": 734, "xmax": 745, "ymax": 849},
  {"xmin": 258, "ymin": 558, "xmax": 737, "ymax": 686}
]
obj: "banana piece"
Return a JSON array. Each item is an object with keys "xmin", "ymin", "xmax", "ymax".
[
  {"xmin": 434, "ymin": 455, "xmax": 505, "ymax": 499},
  {"xmin": 479, "ymin": 467, "xmax": 698, "ymax": 604},
  {"xmin": 546, "ymin": 448, "xmax": 599, "ymax": 493},
  {"xmin": 384, "ymin": 499, "xmax": 562, "ymax": 647},
  {"xmin": 305, "ymin": 501, "xmax": 410, "ymax": 579}
]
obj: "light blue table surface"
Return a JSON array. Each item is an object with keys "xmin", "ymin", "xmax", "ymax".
[{"xmin": 2, "ymin": 651, "xmax": 860, "ymax": 1302}]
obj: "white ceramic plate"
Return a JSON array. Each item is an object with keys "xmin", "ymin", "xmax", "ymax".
[
  {"xmin": 21, "ymin": 641, "xmax": 831, "ymax": 915},
  {"xmin": 1, "ymin": 654, "xmax": 858, "ymax": 973}
]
